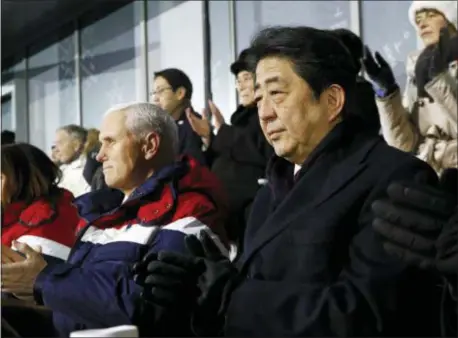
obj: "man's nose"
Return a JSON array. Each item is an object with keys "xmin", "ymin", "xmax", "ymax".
[
  {"xmin": 95, "ymin": 149, "xmax": 105, "ymax": 162},
  {"xmin": 152, "ymin": 95, "xmax": 160, "ymax": 105},
  {"xmin": 258, "ymin": 98, "xmax": 275, "ymax": 121}
]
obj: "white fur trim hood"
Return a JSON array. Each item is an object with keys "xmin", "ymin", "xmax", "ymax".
[{"xmin": 408, "ymin": 1, "xmax": 458, "ymax": 29}]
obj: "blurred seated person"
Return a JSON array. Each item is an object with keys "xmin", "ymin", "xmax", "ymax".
[
  {"xmin": 151, "ymin": 68, "xmax": 207, "ymax": 165},
  {"xmin": 135, "ymin": 26, "xmax": 443, "ymax": 337},
  {"xmin": 54, "ymin": 125, "xmax": 90, "ymax": 197},
  {"xmin": 50, "ymin": 146, "xmax": 61, "ymax": 166},
  {"xmin": 1, "ymin": 102, "xmax": 229, "ymax": 337},
  {"xmin": 82, "ymin": 128, "xmax": 106, "ymax": 191},
  {"xmin": 1, "ymin": 130, "xmax": 15, "ymax": 146},
  {"xmin": 186, "ymin": 49, "xmax": 273, "ymax": 254},
  {"xmin": 1, "ymin": 143, "xmax": 78, "ymax": 265}
]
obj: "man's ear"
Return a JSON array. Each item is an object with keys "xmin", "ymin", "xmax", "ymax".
[
  {"xmin": 324, "ymin": 84, "xmax": 345, "ymax": 122},
  {"xmin": 73, "ymin": 139, "xmax": 84, "ymax": 152},
  {"xmin": 143, "ymin": 132, "xmax": 160, "ymax": 160},
  {"xmin": 175, "ymin": 87, "xmax": 186, "ymax": 101}
]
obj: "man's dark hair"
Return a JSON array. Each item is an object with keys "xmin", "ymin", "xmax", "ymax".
[
  {"xmin": 230, "ymin": 48, "xmax": 255, "ymax": 76},
  {"xmin": 1, "ymin": 130, "xmax": 15, "ymax": 145},
  {"xmin": 154, "ymin": 68, "xmax": 193, "ymax": 100},
  {"xmin": 248, "ymin": 26, "xmax": 359, "ymax": 101},
  {"xmin": 331, "ymin": 28, "xmax": 363, "ymax": 72}
]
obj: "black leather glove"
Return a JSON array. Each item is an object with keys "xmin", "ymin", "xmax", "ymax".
[
  {"xmin": 133, "ymin": 252, "xmax": 200, "ymax": 306},
  {"xmin": 372, "ymin": 170, "xmax": 457, "ymax": 275},
  {"xmin": 132, "ymin": 251, "xmax": 200, "ymax": 336},
  {"xmin": 133, "ymin": 232, "xmax": 238, "ymax": 336},
  {"xmin": 363, "ymin": 47, "xmax": 398, "ymax": 96},
  {"xmin": 181, "ymin": 231, "xmax": 239, "ymax": 336}
]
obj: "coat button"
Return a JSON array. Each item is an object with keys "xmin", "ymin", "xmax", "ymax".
[
  {"xmin": 166, "ymin": 203, "xmax": 172, "ymax": 209},
  {"xmin": 154, "ymin": 210, "xmax": 159, "ymax": 214}
]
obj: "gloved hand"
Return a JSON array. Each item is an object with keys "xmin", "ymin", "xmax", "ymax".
[
  {"xmin": 372, "ymin": 169, "xmax": 457, "ymax": 276},
  {"xmin": 132, "ymin": 251, "xmax": 201, "ymax": 335},
  {"xmin": 133, "ymin": 231, "xmax": 238, "ymax": 336},
  {"xmin": 362, "ymin": 47, "xmax": 398, "ymax": 97},
  {"xmin": 184, "ymin": 231, "xmax": 239, "ymax": 336},
  {"xmin": 133, "ymin": 251, "xmax": 200, "ymax": 307}
]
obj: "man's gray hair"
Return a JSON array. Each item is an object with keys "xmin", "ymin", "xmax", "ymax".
[
  {"xmin": 105, "ymin": 102, "xmax": 179, "ymax": 157},
  {"xmin": 58, "ymin": 125, "xmax": 88, "ymax": 144}
]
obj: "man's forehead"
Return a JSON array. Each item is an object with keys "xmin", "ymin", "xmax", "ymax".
[
  {"xmin": 255, "ymin": 58, "xmax": 291, "ymax": 87},
  {"xmin": 55, "ymin": 129, "xmax": 69, "ymax": 140},
  {"xmin": 153, "ymin": 76, "xmax": 170, "ymax": 87},
  {"xmin": 100, "ymin": 111, "xmax": 127, "ymax": 137}
]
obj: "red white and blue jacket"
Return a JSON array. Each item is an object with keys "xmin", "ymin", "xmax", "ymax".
[
  {"xmin": 1, "ymin": 189, "xmax": 78, "ymax": 264},
  {"xmin": 32, "ymin": 156, "xmax": 229, "ymax": 336}
]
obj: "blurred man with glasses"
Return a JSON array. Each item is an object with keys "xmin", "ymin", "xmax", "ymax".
[{"xmin": 151, "ymin": 68, "xmax": 206, "ymax": 165}]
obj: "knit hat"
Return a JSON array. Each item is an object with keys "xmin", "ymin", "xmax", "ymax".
[
  {"xmin": 408, "ymin": 1, "xmax": 458, "ymax": 29},
  {"xmin": 230, "ymin": 48, "xmax": 253, "ymax": 75}
]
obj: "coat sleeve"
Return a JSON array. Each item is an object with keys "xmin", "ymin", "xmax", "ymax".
[
  {"xmin": 225, "ymin": 159, "xmax": 438, "ymax": 336},
  {"xmin": 33, "ymin": 261, "xmax": 143, "ymax": 328},
  {"xmin": 375, "ymin": 55, "xmax": 420, "ymax": 153},
  {"xmin": 181, "ymin": 125, "xmax": 207, "ymax": 166},
  {"xmin": 211, "ymin": 124, "xmax": 238, "ymax": 154},
  {"xmin": 212, "ymin": 122, "xmax": 273, "ymax": 167}
]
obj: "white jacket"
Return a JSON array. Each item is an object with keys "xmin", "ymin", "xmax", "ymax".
[{"xmin": 59, "ymin": 156, "xmax": 91, "ymax": 198}]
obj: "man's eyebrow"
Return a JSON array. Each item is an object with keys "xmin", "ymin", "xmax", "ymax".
[{"xmin": 255, "ymin": 76, "xmax": 285, "ymax": 90}]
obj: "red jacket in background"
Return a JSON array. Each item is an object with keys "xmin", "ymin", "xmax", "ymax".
[{"xmin": 2, "ymin": 188, "xmax": 79, "ymax": 262}]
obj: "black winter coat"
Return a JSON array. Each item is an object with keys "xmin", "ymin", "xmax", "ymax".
[
  {"xmin": 208, "ymin": 105, "xmax": 273, "ymax": 243},
  {"xmin": 176, "ymin": 110, "xmax": 207, "ymax": 166},
  {"xmin": 225, "ymin": 119, "xmax": 442, "ymax": 336}
]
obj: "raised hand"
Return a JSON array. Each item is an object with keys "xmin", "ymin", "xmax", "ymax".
[
  {"xmin": 186, "ymin": 107, "xmax": 211, "ymax": 139},
  {"xmin": 363, "ymin": 47, "xmax": 397, "ymax": 95},
  {"xmin": 207, "ymin": 100, "xmax": 225, "ymax": 132}
]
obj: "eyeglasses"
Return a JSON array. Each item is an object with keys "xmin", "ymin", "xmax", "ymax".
[
  {"xmin": 150, "ymin": 87, "xmax": 172, "ymax": 98},
  {"xmin": 236, "ymin": 75, "xmax": 253, "ymax": 86}
]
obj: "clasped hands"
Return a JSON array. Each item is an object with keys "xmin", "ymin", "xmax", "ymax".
[{"xmin": 1, "ymin": 241, "xmax": 48, "ymax": 300}]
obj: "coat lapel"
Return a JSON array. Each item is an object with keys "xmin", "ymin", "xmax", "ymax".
[{"xmin": 239, "ymin": 138, "xmax": 378, "ymax": 270}]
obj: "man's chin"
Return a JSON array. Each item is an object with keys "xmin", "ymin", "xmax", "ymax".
[{"xmin": 272, "ymin": 144, "xmax": 289, "ymax": 158}]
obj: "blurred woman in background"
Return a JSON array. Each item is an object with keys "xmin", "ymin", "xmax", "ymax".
[
  {"xmin": 364, "ymin": 0, "xmax": 457, "ymax": 175},
  {"xmin": 82, "ymin": 128, "xmax": 106, "ymax": 191},
  {"xmin": 1, "ymin": 143, "xmax": 79, "ymax": 265}
]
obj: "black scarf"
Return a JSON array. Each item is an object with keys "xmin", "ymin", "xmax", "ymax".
[{"xmin": 415, "ymin": 34, "xmax": 458, "ymax": 99}]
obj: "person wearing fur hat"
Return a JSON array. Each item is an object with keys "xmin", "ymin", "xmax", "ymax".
[
  {"xmin": 186, "ymin": 49, "xmax": 274, "ymax": 259},
  {"xmin": 363, "ymin": 0, "xmax": 457, "ymax": 175}
]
